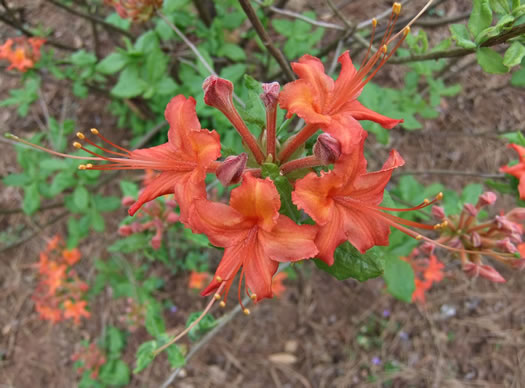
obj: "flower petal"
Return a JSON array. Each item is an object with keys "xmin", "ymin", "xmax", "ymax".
[
  {"xmin": 323, "ymin": 113, "xmax": 365, "ymax": 154},
  {"xmin": 201, "ymin": 243, "xmax": 244, "ymax": 297},
  {"xmin": 342, "ymin": 100, "xmax": 403, "ymax": 129},
  {"xmin": 244, "ymin": 239, "xmax": 279, "ymax": 302},
  {"xmin": 291, "ymin": 55, "xmax": 334, "ymax": 106},
  {"xmin": 229, "ymin": 174, "xmax": 280, "ymax": 231},
  {"xmin": 279, "ymin": 80, "xmax": 331, "ymax": 124},
  {"xmin": 259, "ymin": 216, "xmax": 318, "ymax": 262},
  {"xmin": 173, "ymin": 168, "xmax": 208, "ymax": 226},
  {"xmin": 314, "ymin": 205, "xmax": 347, "ymax": 265}
]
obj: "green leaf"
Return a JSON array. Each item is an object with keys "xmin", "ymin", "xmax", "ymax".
[
  {"xmin": 108, "ymin": 234, "xmax": 150, "ymax": 253},
  {"xmin": 511, "ymin": 66, "xmax": 525, "ymax": 87},
  {"xmin": 93, "ymin": 195, "xmax": 121, "ymax": 212},
  {"xmin": 96, "ymin": 52, "xmax": 129, "ymax": 75},
  {"xmin": 218, "ymin": 43, "xmax": 246, "ymax": 61},
  {"xmin": 503, "ymin": 42, "xmax": 525, "ymax": 67},
  {"xmin": 449, "ymin": 24, "xmax": 477, "ymax": 49},
  {"xmin": 461, "ymin": 183, "xmax": 483, "ymax": 204},
  {"xmin": 50, "ymin": 171, "xmax": 75, "ymax": 195},
  {"xmin": 23, "ymin": 183, "xmax": 40, "ymax": 215},
  {"xmin": 91, "ymin": 210, "xmax": 105, "ymax": 232},
  {"xmin": 120, "ymin": 180, "xmax": 139, "ymax": 198},
  {"xmin": 314, "ymin": 242, "xmax": 385, "ymax": 281},
  {"xmin": 73, "ymin": 185, "xmax": 90, "ymax": 210},
  {"xmin": 105, "ymin": 12, "xmax": 131, "ymax": 30},
  {"xmin": 70, "ymin": 50, "xmax": 97, "ymax": 66},
  {"xmin": 186, "ymin": 312, "xmax": 217, "ymax": 342},
  {"xmin": 134, "ymin": 341, "xmax": 157, "ymax": 373},
  {"xmin": 383, "ymin": 255, "xmax": 415, "ymax": 302},
  {"xmin": 502, "ymin": 131, "xmax": 525, "ymax": 146},
  {"xmin": 99, "ymin": 359, "xmax": 130, "ymax": 386},
  {"xmin": 103, "ymin": 326, "xmax": 126, "ymax": 356},
  {"xmin": 476, "ymin": 47, "xmax": 508, "ymax": 74},
  {"xmin": 111, "ymin": 66, "xmax": 147, "ymax": 98},
  {"xmin": 166, "ymin": 345, "xmax": 185, "ymax": 368},
  {"xmin": 469, "ymin": 0, "xmax": 493, "ymax": 37},
  {"xmin": 3, "ymin": 173, "xmax": 31, "ymax": 187},
  {"xmin": 145, "ymin": 301, "xmax": 166, "ymax": 337}
]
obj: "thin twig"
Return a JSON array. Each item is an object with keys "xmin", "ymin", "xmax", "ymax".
[
  {"xmin": 239, "ymin": 0, "xmax": 295, "ymax": 82},
  {"xmin": 46, "ymin": 0, "xmax": 134, "ymax": 39},
  {"xmin": 156, "ymin": 11, "xmax": 245, "ymax": 107},
  {"xmin": 394, "ymin": 169, "xmax": 506, "ymax": 179},
  {"xmin": 389, "ymin": 23, "xmax": 525, "ymax": 64},
  {"xmin": 414, "ymin": 11, "xmax": 470, "ymax": 27}
]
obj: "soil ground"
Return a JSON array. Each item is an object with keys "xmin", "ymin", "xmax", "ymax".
[{"xmin": 1, "ymin": 0, "xmax": 525, "ymax": 387}]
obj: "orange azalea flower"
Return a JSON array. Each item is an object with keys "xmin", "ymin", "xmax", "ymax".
[
  {"xmin": 271, "ymin": 272, "xmax": 288, "ymax": 298},
  {"xmin": 293, "ymin": 135, "xmax": 408, "ymax": 264},
  {"xmin": 64, "ymin": 300, "xmax": 91, "ymax": 324},
  {"xmin": 0, "ymin": 37, "xmax": 45, "ymax": 72},
  {"xmin": 62, "ymin": 248, "xmax": 81, "ymax": 266},
  {"xmin": 423, "ymin": 255, "xmax": 445, "ymax": 284},
  {"xmin": 35, "ymin": 303, "xmax": 63, "ymax": 323},
  {"xmin": 54, "ymin": 95, "xmax": 220, "ymax": 221},
  {"xmin": 412, "ymin": 278, "xmax": 431, "ymax": 303},
  {"xmin": 500, "ymin": 143, "xmax": 525, "ymax": 199},
  {"xmin": 44, "ymin": 262, "xmax": 68, "ymax": 296},
  {"xmin": 190, "ymin": 174, "xmax": 318, "ymax": 307},
  {"xmin": 188, "ymin": 271, "xmax": 210, "ymax": 290}
]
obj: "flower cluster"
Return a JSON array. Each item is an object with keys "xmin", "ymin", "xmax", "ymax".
[
  {"xmin": 33, "ymin": 235, "xmax": 90, "ymax": 324},
  {"xmin": 0, "ymin": 37, "xmax": 45, "ymax": 72},
  {"xmin": 71, "ymin": 342, "xmax": 107, "ymax": 379},
  {"xmin": 104, "ymin": 0, "xmax": 162, "ymax": 22},
  {"xmin": 118, "ymin": 189, "xmax": 179, "ymax": 250}
]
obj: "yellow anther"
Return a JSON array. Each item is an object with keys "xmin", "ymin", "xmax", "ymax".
[
  {"xmin": 73, "ymin": 141, "xmax": 82, "ymax": 149},
  {"xmin": 415, "ymin": 235, "xmax": 423, "ymax": 240},
  {"xmin": 372, "ymin": 18, "xmax": 377, "ymax": 28},
  {"xmin": 403, "ymin": 26, "xmax": 411, "ymax": 36},
  {"xmin": 76, "ymin": 132, "xmax": 85, "ymax": 140},
  {"xmin": 436, "ymin": 192, "xmax": 444, "ymax": 200},
  {"xmin": 441, "ymin": 220, "xmax": 448, "ymax": 228},
  {"xmin": 393, "ymin": 2, "xmax": 402, "ymax": 15},
  {"xmin": 250, "ymin": 294, "xmax": 257, "ymax": 301},
  {"xmin": 219, "ymin": 301, "xmax": 226, "ymax": 308},
  {"xmin": 381, "ymin": 45, "xmax": 388, "ymax": 54},
  {"xmin": 214, "ymin": 293, "xmax": 221, "ymax": 300},
  {"xmin": 216, "ymin": 276, "xmax": 223, "ymax": 283},
  {"xmin": 86, "ymin": 163, "xmax": 93, "ymax": 168},
  {"xmin": 78, "ymin": 164, "xmax": 86, "ymax": 170},
  {"xmin": 433, "ymin": 224, "xmax": 441, "ymax": 230},
  {"xmin": 423, "ymin": 198, "xmax": 430, "ymax": 205},
  {"xmin": 243, "ymin": 308, "xmax": 251, "ymax": 315},
  {"xmin": 90, "ymin": 128, "xmax": 99, "ymax": 135}
]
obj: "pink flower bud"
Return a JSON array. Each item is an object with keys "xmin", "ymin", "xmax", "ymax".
[
  {"xmin": 314, "ymin": 133, "xmax": 342, "ymax": 164},
  {"xmin": 431, "ymin": 206, "xmax": 445, "ymax": 220},
  {"xmin": 216, "ymin": 153, "xmax": 248, "ymax": 186},
  {"xmin": 121, "ymin": 196, "xmax": 135, "ymax": 207},
  {"xmin": 498, "ymin": 238, "xmax": 518, "ymax": 254},
  {"xmin": 131, "ymin": 222, "xmax": 142, "ymax": 233},
  {"xmin": 471, "ymin": 232, "xmax": 481, "ymax": 248},
  {"xmin": 165, "ymin": 198, "xmax": 177, "ymax": 208},
  {"xmin": 478, "ymin": 264, "xmax": 506, "ymax": 283},
  {"xmin": 510, "ymin": 232, "xmax": 522, "ymax": 244},
  {"xmin": 118, "ymin": 225, "xmax": 133, "ymax": 236},
  {"xmin": 463, "ymin": 203, "xmax": 478, "ymax": 217},
  {"xmin": 203, "ymin": 75, "xmax": 234, "ymax": 113},
  {"xmin": 151, "ymin": 234, "xmax": 162, "ymax": 250},
  {"xmin": 166, "ymin": 212, "xmax": 179, "ymax": 224},
  {"xmin": 420, "ymin": 242, "xmax": 435, "ymax": 255},
  {"xmin": 477, "ymin": 191, "xmax": 497, "ymax": 207},
  {"xmin": 260, "ymin": 82, "xmax": 280, "ymax": 108},
  {"xmin": 449, "ymin": 237, "xmax": 463, "ymax": 249},
  {"xmin": 506, "ymin": 207, "xmax": 525, "ymax": 222},
  {"xmin": 495, "ymin": 215, "xmax": 520, "ymax": 234}
]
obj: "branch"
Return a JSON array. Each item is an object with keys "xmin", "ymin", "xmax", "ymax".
[
  {"xmin": 46, "ymin": 0, "xmax": 134, "ymax": 39},
  {"xmin": 239, "ymin": 0, "xmax": 296, "ymax": 82},
  {"xmin": 414, "ymin": 11, "xmax": 470, "ymax": 27},
  {"xmin": 389, "ymin": 23, "xmax": 525, "ymax": 64}
]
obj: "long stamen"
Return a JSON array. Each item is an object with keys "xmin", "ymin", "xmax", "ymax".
[
  {"xmin": 154, "ymin": 282, "xmax": 226, "ymax": 356},
  {"xmin": 375, "ymin": 192, "xmax": 442, "ymax": 212},
  {"xmin": 360, "ymin": 18, "xmax": 377, "ymax": 69},
  {"xmin": 237, "ymin": 267, "xmax": 250, "ymax": 315},
  {"xmin": 77, "ymin": 132, "xmax": 129, "ymax": 157},
  {"xmin": 90, "ymin": 128, "xmax": 132, "ymax": 155}
]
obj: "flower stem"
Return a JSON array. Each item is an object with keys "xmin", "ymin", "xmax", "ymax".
[
  {"xmin": 266, "ymin": 106, "xmax": 277, "ymax": 159},
  {"xmin": 223, "ymin": 107, "xmax": 265, "ymax": 165},
  {"xmin": 280, "ymin": 155, "xmax": 322, "ymax": 175},
  {"xmin": 277, "ymin": 123, "xmax": 318, "ymax": 163}
]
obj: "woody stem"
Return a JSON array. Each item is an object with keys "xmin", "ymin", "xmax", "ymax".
[
  {"xmin": 266, "ymin": 106, "xmax": 277, "ymax": 159},
  {"xmin": 277, "ymin": 123, "xmax": 318, "ymax": 163},
  {"xmin": 280, "ymin": 155, "xmax": 322, "ymax": 175}
]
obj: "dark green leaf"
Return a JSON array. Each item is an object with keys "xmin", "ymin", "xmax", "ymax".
[
  {"xmin": 314, "ymin": 242, "xmax": 385, "ymax": 281},
  {"xmin": 476, "ymin": 47, "xmax": 508, "ymax": 74},
  {"xmin": 261, "ymin": 163, "xmax": 301, "ymax": 221},
  {"xmin": 383, "ymin": 255, "xmax": 415, "ymax": 302},
  {"xmin": 99, "ymin": 359, "xmax": 130, "ymax": 386},
  {"xmin": 112, "ymin": 66, "xmax": 147, "ymax": 98},
  {"xmin": 3, "ymin": 173, "xmax": 31, "ymax": 187}
]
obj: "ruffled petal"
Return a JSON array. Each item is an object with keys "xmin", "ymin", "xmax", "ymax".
[
  {"xmin": 201, "ymin": 243, "xmax": 244, "ymax": 296},
  {"xmin": 129, "ymin": 170, "xmax": 186, "ymax": 216},
  {"xmin": 259, "ymin": 216, "xmax": 318, "ymax": 262},
  {"xmin": 244, "ymin": 239, "xmax": 279, "ymax": 302},
  {"xmin": 229, "ymin": 174, "xmax": 280, "ymax": 231},
  {"xmin": 314, "ymin": 205, "xmax": 347, "ymax": 265},
  {"xmin": 330, "ymin": 51, "xmax": 360, "ymax": 111},
  {"xmin": 323, "ymin": 113, "xmax": 365, "ymax": 154},
  {"xmin": 278, "ymin": 80, "xmax": 331, "ymax": 124},
  {"xmin": 291, "ymin": 55, "xmax": 334, "ymax": 107},
  {"xmin": 292, "ymin": 170, "xmax": 341, "ymax": 225},
  {"xmin": 173, "ymin": 168, "xmax": 208, "ymax": 227},
  {"xmin": 190, "ymin": 199, "xmax": 252, "ymax": 247},
  {"xmin": 342, "ymin": 100, "xmax": 403, "ymax": 129}
]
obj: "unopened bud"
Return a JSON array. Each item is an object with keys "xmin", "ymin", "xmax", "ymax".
[
  {"xmin": 478, "ymin": 264, "xmax": 506, "ymax": 283},
  {"xmin": 203, "ymin": 75, "xmax": 234, "ymax": 113},
  {"xmin": 166, "ymin": 212, "xmax": 179, "ymax": 224},
  {"xmin": 495, "ymin": 215, "xmax": 520, "ymax": 234},
  {"xmin": 510, "ymin": 232, "xmax": 522, "ymax": 244},
  {"xmin": 118, "ymin": 225, "xmax": 133, "ymax": 237},
  {"xmin": 431, "ymin": 206, "xmax": 445, "ymax": 220},
  {"xmin": 463, "ymin": 203, "xmax": 478, "ymax": 217},
  {"xmin": 314, "ymin": 133, "xmax": 341, "ymax": 164},
  {"xmin": 216, "ymin": 153, "xmax": 248, "ymax": 186},
  {"xmin": 260, "ymin": 82, "xmax": 280, "ymax": 108},
  {"xmin": 506, "ymin": 207, "xmax": 525, "ymax": 222},
  {"xmin": 471, "ymin": 232, "xmax": 481, "ymax": 248},
  {"xmin": 165, "ymin": 198, "xmax": 177, "ymax": 208},
  {"xmin": 498, "ymin": 238, "xmax": 518, "ymax": 254},
  {"xmin": 151, "ymin": 233, "xmax": 162, "ymax": 250},
  {"xmin": 449, "ymin": 237, "xmax": 463, "ymax": 249},
  {"xmin": 121, "ymin": 196, "xmax": 136, "ymax": 207},
  {"xmin": 421, "ymin": 242, "xmax": 435, "ymax": 255},
  {"xmin": 477, "ymin": 191, "xmax": 497, "ymax": 207}
]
